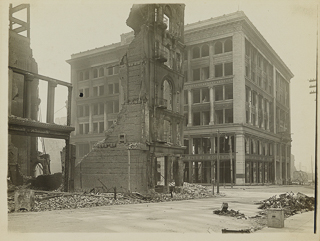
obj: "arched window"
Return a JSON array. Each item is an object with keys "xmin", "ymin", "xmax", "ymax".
[
  {"xmin": 163, "ymin": 79, "xmax": 172, "ymax": 110},
  {"xmin": 192, "ymin": 46, "xmax": 200, "ymax": 59},
  {"xmin": 79, "ymin": 72, "xmax": 83, "ymax": 81},
  {"xmin": 93, "ymin": 69, "xmax": 98, "ymax": 78},
  {"xmin": 224, "ymin": 39, "xmax": 232, "ymax": 52},
  {"xmin": 84, "ymin": 70, "xmax": 89, "ymax": 80},
  {"xmin": 201, "ymin": 44, "xmax": 209, "ymax": 57},
  {"xmin": 214, "ymin": 41, "xmax": 222, "ymax": 54},
  {"xmin": 99, "ymin": 67, "xmax": 104, "ymax": 77}
]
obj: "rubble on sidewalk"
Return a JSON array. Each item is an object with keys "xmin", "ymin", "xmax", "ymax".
[{"xmin": 257, "ymin": 192, "xmax": 315, "ymax": 217}]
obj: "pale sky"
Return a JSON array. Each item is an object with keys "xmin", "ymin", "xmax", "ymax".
[{"xmin": 2, "ymin": 0, "xmax": 319, "ymax": 173}]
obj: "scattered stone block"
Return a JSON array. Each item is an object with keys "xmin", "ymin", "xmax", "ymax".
[{"xmin": 14, "ymin": 189, "xmax": 35, "ymax": 211}]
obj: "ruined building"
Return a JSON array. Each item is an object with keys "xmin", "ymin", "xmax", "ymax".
[
  {"xmin": 69, "ymin": 4, "xmax": 186, "ymax": 192},
  {"xmin": 8, "ymin": 4, "xmax": 75, "ymax": 191},
  {"xmin": 69, "ymin": 10, "xmax": 293, "ymax": 187}
]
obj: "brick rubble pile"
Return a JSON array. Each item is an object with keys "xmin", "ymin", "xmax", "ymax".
[
  {"xmin": 257, "ymin": 192, "xmax": 315, "ymax": 217},
  {"xmin": 9, "ymin": 182, "xmax": 218, "ymax": 212}
]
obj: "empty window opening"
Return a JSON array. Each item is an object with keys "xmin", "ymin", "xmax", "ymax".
[
  {"xmin": 99, "ymin": 85, "xmax": 104, "ymax": 96},
  {"xmin": 119, "ymin": 134, "xmax": 126, "ymax": 144},
  {"xmin": 93, "ymin": 86, "xmax": 98, "ymax": 96},
  {"xmin": 193, "ymin": 89, "xmax": 200, "ymax": 103},
  {"xmin": 108, "ymin": 67, "xmax": 113, "ymax": 75},
  {"xmin": 184, "ymin": 90, "xmax": 188, "ymax": 105},
  {"xmin": 93, "ymin": 123, "xmax": 98, "ymax": 133},
  {"xmin": 93, "ymin": 69, "xmax": 98, "ymax": 78},
  {"xmin": 225, "ymin": 109, "xmax": 233, "ymax": 123},
  {"xmin": 192, "ymin": 46, "xmax": 200, "ymax": 59},
  {"xmin": 215, "ymin": 110, "xmax": 223, "ymax": 124},
  {"xmin": 84, "ymin": 70, "xmax": 89, "ymax": 80},
  {"xmin": 193, "ymin": 112, "xmax": 201, "ymax": 126},
  {"xmin": 99, "ymin": 67, "xmax": 104, "ymax": 77},
  {"xmin": 193, "ymin": 68, "xmax": 200, "ymax": 81},
  {"xmin": 201, "ymin": 44, "xmax": 209, "ymax": 57},
  {"xmin": 202, "ymin": 88, "xmax": 209, "ymax": 102},
  {"xmin": 225, "ymin": 84, "xmax": 233, "ymax": 99},
  {"xmin": 224, "ymin": 39, "xmax": 232, "ymax": 52},
  {"xmin": 84, "ymin": 88, "xmax": 89, "ymax": 98},
  {"xmin": 99, "ymin": 122, "xmax": 104, "ymax": 133},
  {"xmin": 78, "ymin": 72, "xmax": 84, "ymax": 81},
  {"xmin": 215, "ymin": 86, "xmax": 223, "ymax": 101},
  {"xmin": 84, "ymin": 123, "xmax": 89, "ymax": 134},
  {"xmin": 215, "ymin": 64, "xmax": 223, "ymax": 77},
  {"xmin": 214, "ymin": 41, "xmax": 223, "ymax": 54},
  {"xmin": 163, "ymin": 80, "xmax": 172, "ymax": 110},
  {"xmin": 202, "ymin": 111, "xmax": 210, "ymax": 125},
  {"xmin": 202, "ymin": 66, "xmax": 209, "ymax": 80},
  {"xmin": 93, "ymin": 103, "xmax": 98, "ymax": 115},
  {"xmin": 224, "ymin": 62, "xmax": 233, "ymax": 76}
]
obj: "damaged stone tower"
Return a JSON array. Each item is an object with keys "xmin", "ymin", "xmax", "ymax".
[{"xmin": 75, "ymin": 4, "xmax": 186, "ymax": 193}]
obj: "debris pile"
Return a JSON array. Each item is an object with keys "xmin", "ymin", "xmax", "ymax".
[
  {"xmin": 8, "ymin": 182, "xmax": 216, "ymax": 212},
  {"xmin": 257, "ymin": 192, "xmax": 315, "ymax": 217},
  {"xmin": 213, "ymin": 203, "xmax": 247, "ymax": 219}
]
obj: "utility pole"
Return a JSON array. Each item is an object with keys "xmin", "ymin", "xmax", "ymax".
[
  {"xmin": 217, "ymin": 130, "xmax": 220, "ymax": 194},
  {"xmin": 229, "ymin": 135, "xmax": 233, "ymax": 188}
]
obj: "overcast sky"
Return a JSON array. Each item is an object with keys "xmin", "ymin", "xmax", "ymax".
[{"xmin": 2, "ymin": 0, "xmax": 319, "ymax": 173}]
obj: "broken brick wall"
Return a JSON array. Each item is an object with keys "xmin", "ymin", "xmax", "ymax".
[{"xmin": 8, "ymin": 30, "xmax": 39, "ymax": 177}]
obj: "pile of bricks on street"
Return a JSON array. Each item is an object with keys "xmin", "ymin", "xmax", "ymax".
[
  {"xmin": 8, "ymin": 182, "xmax": 218, "ymax": 212},
  {"xmin": 257, "ymin": 192, "xmax": 315, "ymax": 217}
]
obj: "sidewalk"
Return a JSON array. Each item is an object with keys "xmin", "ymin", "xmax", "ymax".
[{"xmin": 256, "ymin": 211, "xmax": 315, "ymax": 233}]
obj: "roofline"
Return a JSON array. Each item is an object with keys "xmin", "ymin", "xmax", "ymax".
[{"xmin": 67, "ymin": 11, "xmax": 293, "ymax": 78}]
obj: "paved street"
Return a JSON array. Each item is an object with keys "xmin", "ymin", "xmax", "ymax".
[{"xmin": 8, "ymin": 185, "xmax": 316, "ymax": 233}]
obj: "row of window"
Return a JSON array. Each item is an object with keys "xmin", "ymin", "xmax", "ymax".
[
  {"xmin": 184, "ymin": 84, "xmax": 233, "ymax": 105},
  {"xmin": 185, "ymin": 108, "xmax": 234, "ymax": 126},
  {"xmin": 185, "ymin": 38, "xmax": 233, "ymax": 60},
  {"xmin": 77, "ymin": 100, "xmax": 119, "ymax": 117},
  {"xmin": 78, "ymin": 120, "xmax": 116, "ymax": 135},
  {"xmin": 78, "ymin": 122, "xmax": 104, "ymax": 134},
  {"xmin": 79, "ymin": 83, "xmax": 119, "ymax": 98},
  {"xmin": 78, "ymin": 65, "xmax": 119, "ymax": 81},
  {"xmin": 245, "ymin": 138, "xmax": 273, "ymax": 156},
  {"xmin": 188, "ymin": 62, "xmax": 233, "ymax": 82}
]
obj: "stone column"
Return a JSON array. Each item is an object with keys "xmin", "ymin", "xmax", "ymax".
[
  {"xmin": 266, "ymin": 100, "xmax": 270, "ymax": 130},
  {"xmin": 89, "ymin": 104, "xmax": 93, "ymax": 133},
  {"xmin": 188, "ymin": 137, "xmax": 193, "ymax": 183},
  {"xmin": 187, "ymin": 49, "xmax": 192, "ymax": 82},
  {"xmin": 232, "ymin": 30, "xmax": 246, "ymax": 123},
  {"xmin": 46, "ymin": 81, "xmax": 57, "ymax": 123},
  {"xmin": 104, "ymin": 103, "xmax": 108, "ymax": 130},
  {"xmin": 284, "ymin": 144, "xmax": 288, "ymax": 184},
  {"xmin": 209, "ymin": 86, "xmax": 215, "ymax": 125},
  {"xmin": 261, "ymin": 98, "xmax": 265, "ymax": 129},
  {"xmin": 222, "ymin": 85, "xmax": 225, "ymax": 100},
  {"xmin": 235, "ymin": 133, "xmax": 246, "ymax": 184},
  {"xmin": 209, "ymin": 43, "xmax": 214, "ymax": 78},
  {"xmin": 255, "ymin": 94, "xmax": 259, "ymax": 126},
  {"xmin": 279, "ymin": 143, "xmax": 282, "ymax": 184},
  {"xmin": 273, "ymin": 66, "xmax": 277, "ymax": 134},
  {"xmin": 248, "ymin": 89, "xmax": 252, "ymax": 124},
  {"xmin": 187, "ymin": 89, "xmax": 192, "ymax": 126}
]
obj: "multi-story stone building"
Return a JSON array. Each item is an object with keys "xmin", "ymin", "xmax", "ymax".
[{"xmin": 68, "ymin": 10, "xmax": 293, "ymax": 188}]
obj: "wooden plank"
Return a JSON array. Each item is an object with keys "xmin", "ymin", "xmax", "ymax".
[
  {"xmin": 9, "ymin": 66, "xmax": 72, "ymax": 87},
  {"xmin": 10, "ymin": 16, "xmax": 27, "ymax": 27},
  {"xmin": 10, "ymin": 4, "xmax": 29, "ymax": 14},
  {"xmin": 13, "ymin": 26, "xmax": 27, "ymax": 34}
]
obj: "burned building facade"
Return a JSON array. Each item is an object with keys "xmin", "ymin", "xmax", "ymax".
[
  {"xmin": 69, "ymin": 4, "xmax": 186, "ymax": 192},
  {"xmin": 69, "ymin": 10, "xmax": 293, "ymax": 188},
  {"xmin": 8, "ymin": 4, "xmax": 75, "ymax": 191}
]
